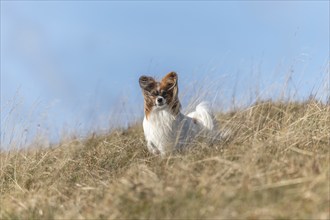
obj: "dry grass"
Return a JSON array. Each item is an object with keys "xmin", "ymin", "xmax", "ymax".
[{"xmin": 0, "ymin": 100, "xmax": 329, "ymax": 219}]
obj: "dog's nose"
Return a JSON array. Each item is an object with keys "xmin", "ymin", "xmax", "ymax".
[{"xmin": 157, "ymin": 97, "xmax": 164, "ymax": 104}]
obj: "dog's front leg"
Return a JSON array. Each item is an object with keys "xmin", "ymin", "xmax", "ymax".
[{"xmin": 147, "ymin": 141, "xmax": 161, "ymax": 155}]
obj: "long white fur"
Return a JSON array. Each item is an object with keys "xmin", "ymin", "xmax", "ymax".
[{"xmin": 143, "ymin": 102, "xmax": 215, "ymax": 155}]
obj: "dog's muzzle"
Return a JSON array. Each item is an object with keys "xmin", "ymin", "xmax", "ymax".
[{"xmin": 156, "ymin": 96, "xmax": 165, "ymax": 106}]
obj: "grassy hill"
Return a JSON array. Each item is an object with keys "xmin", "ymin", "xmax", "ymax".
[{"xmin": 0, "ymin": 100, "xmax": 329, "ymax": 219}]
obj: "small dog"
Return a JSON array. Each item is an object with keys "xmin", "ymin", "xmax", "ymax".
[{"xmin": 139, "ymin": 72, "xmax": 216, "ymax": 155}]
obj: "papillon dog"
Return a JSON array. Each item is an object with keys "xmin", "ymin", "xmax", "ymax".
[{"xmin": 139, "ymin": 72, "xmax": 216, "ymax": 155}]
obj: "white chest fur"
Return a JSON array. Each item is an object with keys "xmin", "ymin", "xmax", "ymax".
[{"xmin": 142, "ymin": 109, "xmax": 202, "ymax": 155}]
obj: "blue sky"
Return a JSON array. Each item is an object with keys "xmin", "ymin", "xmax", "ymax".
[{"xmin": 1, "ymin": 1, "xmax": 329, "ymax": 147}]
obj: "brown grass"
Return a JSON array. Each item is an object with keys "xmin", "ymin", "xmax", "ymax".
[{"xmin": 0, "ymin": 100, "xmax": 329, "ymax": 219}]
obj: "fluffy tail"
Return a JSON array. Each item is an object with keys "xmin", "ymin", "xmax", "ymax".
[{"xmin": 187, "ymin": 102, "xmax": 215, "ymax": 130}]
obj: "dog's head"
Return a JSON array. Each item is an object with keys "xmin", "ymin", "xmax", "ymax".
[{"xmin": 139, "ymin": 72, "xmax": 181, "ymax": 118}]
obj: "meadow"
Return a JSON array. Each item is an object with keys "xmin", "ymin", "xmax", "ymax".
[{"xmin": 0, "ymin": 98, "xmax": 329, "ymax": 219}]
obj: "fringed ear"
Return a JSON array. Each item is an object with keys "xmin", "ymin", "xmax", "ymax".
[
  {"xmin": 139, "ymin": 76, "xmax": 156, "ymax": 92},
  {"xmin": 161, "ymin": 72, "xmax": 181, "ymax": 115},
  {"xmin": 161, "ymin": 72, "xmax": 178, "ymax": 91}
]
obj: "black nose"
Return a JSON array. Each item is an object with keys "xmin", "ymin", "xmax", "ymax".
[{"xmin": 157, "ymin": 97, "xmax": 163, "ymax": 103}]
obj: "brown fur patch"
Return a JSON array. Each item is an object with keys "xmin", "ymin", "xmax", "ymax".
[{"xmin": 160, "ymin": 72, "xmax": 181, "ymax": 115}]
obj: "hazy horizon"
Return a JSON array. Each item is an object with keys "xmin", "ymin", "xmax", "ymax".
[{"xmin": 1, "ymin": 1, "xmax": 329, "ymax": 148}]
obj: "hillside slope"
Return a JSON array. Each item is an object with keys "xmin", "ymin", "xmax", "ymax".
[{"xmin": 0, "ymin": 101, "xmax": 329, "ymax": 219}]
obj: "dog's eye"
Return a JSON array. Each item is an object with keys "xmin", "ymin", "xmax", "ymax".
[
  {"xmin": 161, "ymin": 91, "xmax": 167, "ymax": 97},
  {"xmin": 151, "ymin": 91, "xmax": 159, "ymax": 96}
]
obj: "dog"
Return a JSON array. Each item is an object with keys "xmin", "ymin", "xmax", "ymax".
[{"xmin": 139, "ymin": 71, "xmax": 216, "ymax": 155}]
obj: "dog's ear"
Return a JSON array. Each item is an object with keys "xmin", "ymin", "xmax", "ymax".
[
  {"xmin": 139, "ymin": 76, "xmax": 156, "ymax": 91},
  {"xmin": 161, "ymin": 72, "xmax": 181, "ymax": 114},
  {"xmin": 161, "ymin": 72, "xmax": 178, "ymax": 90}
]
